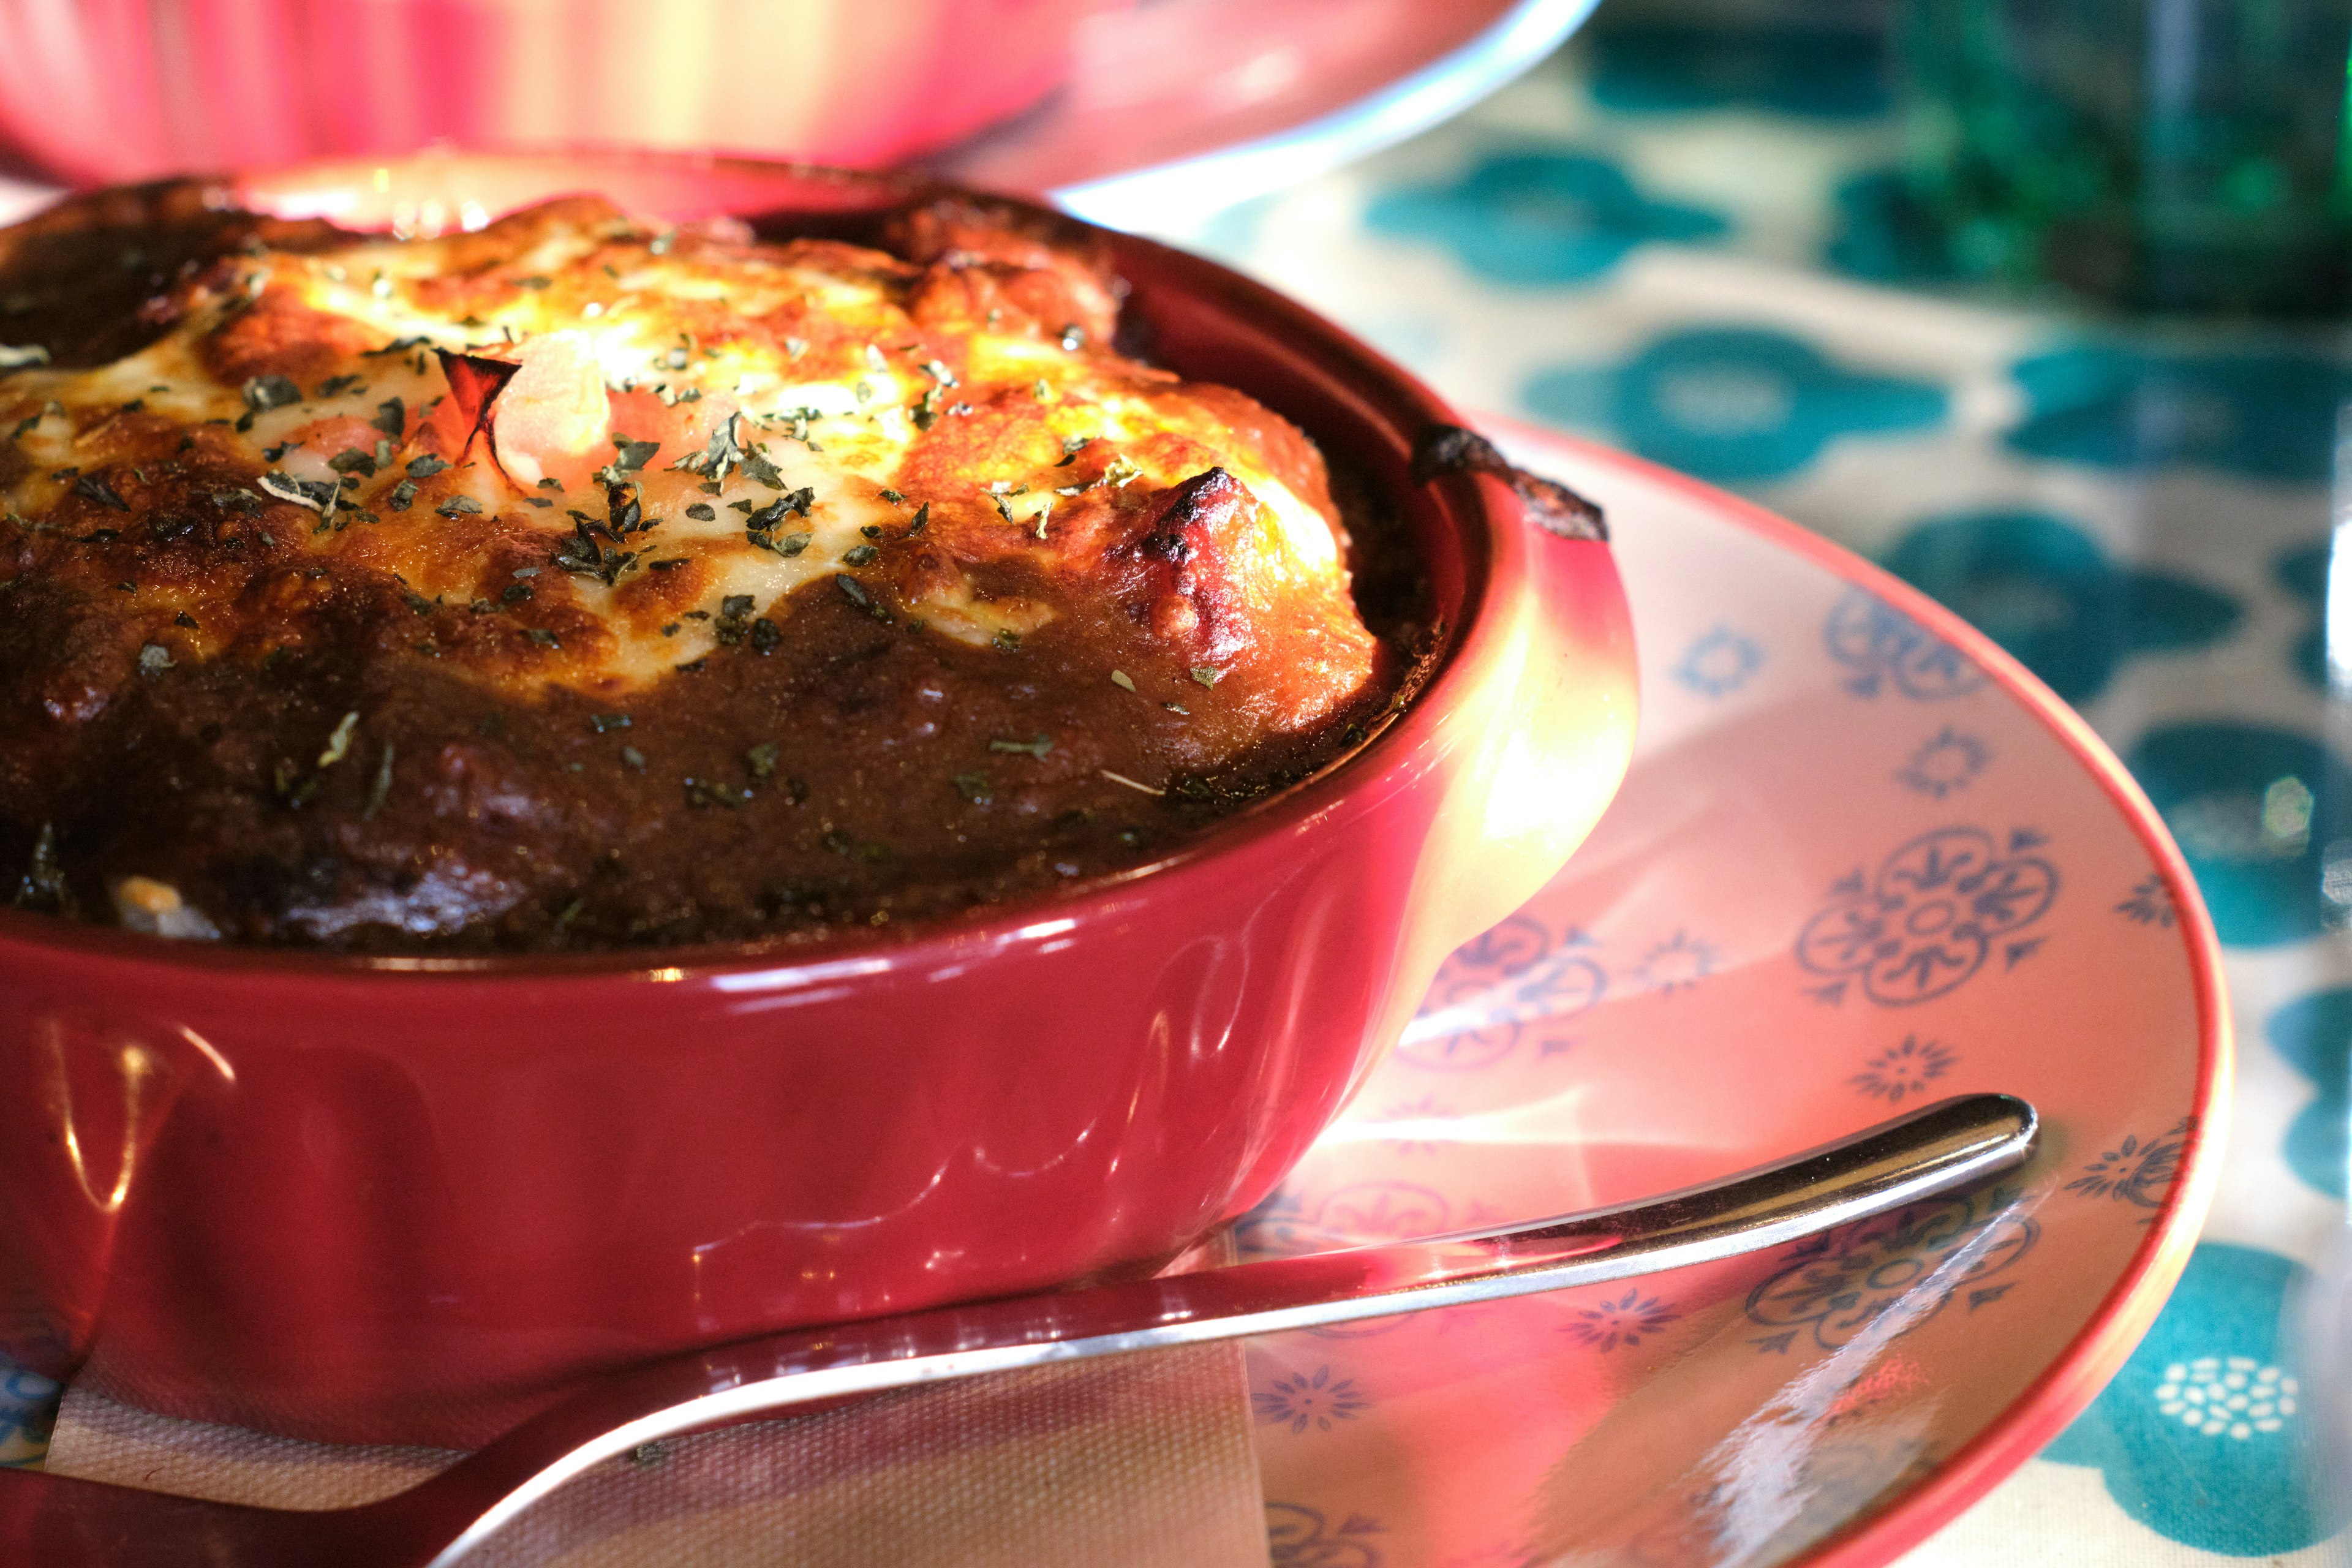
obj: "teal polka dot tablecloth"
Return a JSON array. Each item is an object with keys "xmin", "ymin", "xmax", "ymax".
[{"xmin": 1145, "ymin": 26, "xmax": 2352, "ymax": 1568}]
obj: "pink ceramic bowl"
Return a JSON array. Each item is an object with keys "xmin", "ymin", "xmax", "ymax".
[
  {"xmin": 0, "ymin": 151, "xmax": 1635, "ymax": 1448},
  {"xmin": 0, "ymin": 0, "xmax": 1090, "ymax": 187}
]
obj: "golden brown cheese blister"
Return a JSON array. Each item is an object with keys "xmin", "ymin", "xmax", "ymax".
[{"xmin": 0, "ymin": 189, "xmax": 1406, "ymax": 949}]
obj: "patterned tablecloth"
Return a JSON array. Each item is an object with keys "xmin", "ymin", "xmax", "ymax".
[
  {"xmin": 1139, "ymin": 20, "xmax": 2352, "ymax": 1565},
  {"xmin": 0, "ymin": 24, "xmax": 2346, "ymax": 1565}
]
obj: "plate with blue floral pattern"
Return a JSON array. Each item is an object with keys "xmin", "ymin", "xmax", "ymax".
[{"xmin": 1240, "ymin": 420, "xmax": 2228, "ymax": 1568}]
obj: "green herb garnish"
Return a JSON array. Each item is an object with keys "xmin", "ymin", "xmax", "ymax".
[
  {"xmin": 739, "ymin": 446, "xmax": 786, "ymax": 490},
  {"xmin": 241, "ymin": 374, "xmax": 301, "ymax": 413}
]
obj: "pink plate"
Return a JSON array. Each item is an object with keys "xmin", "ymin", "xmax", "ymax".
[
  {"xmin": 0, "ymin": 0, "xmax": 1599, "ymax": 233},
  {"xmin": 1237, "ymin": 420, "xmax": 2228, "ymax": 1568},
  {"xmin": 0, "ymin": 0, "xmax": 1090, "ymax": 186},
  {"xmin": 939, "ymin": 0, "xmax": 1598, "ymax": 227}
]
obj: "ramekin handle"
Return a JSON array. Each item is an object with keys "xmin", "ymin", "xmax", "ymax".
[{"xmin": 1417, "ymin": 432, "xmax": 1638, "ymax": 955}]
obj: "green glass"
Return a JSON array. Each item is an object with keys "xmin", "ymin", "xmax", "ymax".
[{"xmin": 1901, "ymin": 0, "xmax": 2352, "ymax": 313}]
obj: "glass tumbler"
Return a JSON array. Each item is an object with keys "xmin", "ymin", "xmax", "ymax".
[{"xmin": 1900, "ymin": 0, "xmax": 2352, "ymax": 313}]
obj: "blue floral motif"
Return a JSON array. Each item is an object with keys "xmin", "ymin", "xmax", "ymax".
[
  {"xmin": 1671, "ymin": 624, "xmax": 1765, "ymax": 697},
  {"xmin": 2007, "ymin": 344, "xmax": 2352, "ymax": 483},
  {"xmin": 1796, "ymin": 827, "xmax": 2059, "ymax": 1006},
  {"xmin": 1312, "ymin": 1183, "xmax": 1449, "ymax": 1242},
  {"xmin": 2264, "ymin": 989, "xmax": 2349, "ymax": 1199},
  {"xmin": 1849, "ymin": 1035, "xmax": 1958, "ymax": 1106},
  {"xmin": 1896, "ymin": 728, "xmax": 1990, "ymax": 799},
  {"xmin": 1746, "ymin": 1187, "xmax": 2037, "ymax": 1354},
  {"xmin": 2114, "ymin": 874, "xmax": 2180, "ymax": 928},
  {"xmin": 2124, "ymin": 722, "xmax": 2347, "ymax": 946},
  {"xmin": 1564, "ymin": 1287, "xmax": 1681, "ymax": 1352},
  {"xmin": 2046, "ymin": 1243, "xmax": 2345, "ymax": 1555},
  {"xmin": 1267, "ymin": 1502, "xmax": 1382, "ymax": 1567},
  {"xmin": 1822, "ymin": 587, "xmax": 1987, "ymax": 701},
  {"xmin": 1587, "ymin": 22, "xmax": 1890, "ymax": 118},
  {"xmin": 1881, "ymin": 510, "xmax": 2241, "ymax": 705},
  {"xmin": 1439, "ymin": 913, "xmax": 1550, "ymax": 986},
  {"xmin": 2274, "ymin": 540, "xmax": 2329, "ymax": 691},
  {"xmin": 2065, "ymin": 1118, "xmax": 2190, "ymax": 1211},
  {"xmin": 1523, "ymin": 328, "xmax": 1947, "ymax": 484},
  {"xmin": 1408, "ymin": 914, "xmax": 1607, "ymax": 1050},
  {"xmin": 1365, "ymin": 149, "xmax": 1727, "ymax": 288},
  {"xmin": 1254, "ymin": 1365, "xmax": 1370, "ymax": 1434},
  {"xmin": 1629, "ymin": 930, "xmax": 1721, "ymax": 995}
]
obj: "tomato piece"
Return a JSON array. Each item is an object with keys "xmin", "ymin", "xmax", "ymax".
[
  {"xmin": 605, "ymin": 388, "xmax": 739, "ymax": 473},
  {"xmin": 488, "ymin": 331, "xmax": 609, "ymax": 490}
]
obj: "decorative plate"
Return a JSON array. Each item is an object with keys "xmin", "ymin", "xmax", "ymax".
[
  {"xmin": 5, "ymin": 423, "xmax": 2227, "ymax": 1568},
  {"xmin": 936, "ymin": 0, "xmax": 1599, "ymax": 228},
  {"xmin": 1238, "ymin": 421, "xmax": 2227, "ymax": 1568},
  {"xmin": 0, "ymin": 0, "xmax": 1595, "ymax": 236}
]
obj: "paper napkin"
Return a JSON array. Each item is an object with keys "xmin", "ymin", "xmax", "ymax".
[{"xmin": 44, "ymin": 1340, "xmax": 1267, "ymax": 1566}]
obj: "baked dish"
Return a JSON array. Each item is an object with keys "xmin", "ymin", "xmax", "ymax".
[{"xmin": 0, "ymin": 184, "xmax": 1425, "ymax": 950}]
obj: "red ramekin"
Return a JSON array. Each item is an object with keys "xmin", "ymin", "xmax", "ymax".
[{"xmin": 0, "ymin": 152, "xmax": 1635, "ymax": 1447}]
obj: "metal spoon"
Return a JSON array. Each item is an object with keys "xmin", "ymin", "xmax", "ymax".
[{"xmin": 0, "ymin": 1092, "xmax": 2034, "ymax": 1568}]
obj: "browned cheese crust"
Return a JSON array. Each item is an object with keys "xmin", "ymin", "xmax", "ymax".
[{"xmin": 0, "ymin": 184, "xmax": 1421, "ymax": 949}]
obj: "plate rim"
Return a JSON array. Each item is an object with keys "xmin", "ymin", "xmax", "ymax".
[
  {"xmin": 1042, "ymin": 0, "xmax": 1601, "ymax": 230},
  {"xmin": 1483, "ymin": 413, "xmax": 2232, "ymax": 1568}
]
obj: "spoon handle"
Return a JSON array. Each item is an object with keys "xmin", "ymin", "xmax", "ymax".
[{"xmin": 410, "ymin": 1092, "xmax": 2035, "ymax": 1566}]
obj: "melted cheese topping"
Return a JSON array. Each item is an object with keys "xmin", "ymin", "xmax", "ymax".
[{"xmin": 0, "ymin": 197, "xmax": 1366, "ymax": 707}]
